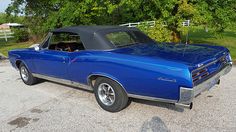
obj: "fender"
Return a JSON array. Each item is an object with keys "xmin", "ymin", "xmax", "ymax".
[
  {"xmin": 15, "ymin": 59, "xmax": 29, "ymax": 70},
  {"xmin": 9, "ymin": 52, "xmax": 33, "ymax": 73},
  {"xmin": 87, "ymin": 72, "xmax": 128, "ymax": 95}
]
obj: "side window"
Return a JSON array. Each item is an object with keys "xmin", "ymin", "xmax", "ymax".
[
  {"xmin": 106, "ymin": 31, "xmax": 135, "ymax": 47},
  {"xmin": 48, "ymin": 32, "xmax": 85, "ymax": 52}
]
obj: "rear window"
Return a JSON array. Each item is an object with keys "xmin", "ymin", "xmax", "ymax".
[{"xmin": 105, "ymin": 31, "xmax": 154, "ymax": 47}]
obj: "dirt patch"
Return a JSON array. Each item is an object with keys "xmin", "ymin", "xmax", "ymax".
[
  {"xmin": 207, "ymin": 95, "xmax": 213, "ymax": 98},
  {"xmin": 32, "ymin": 118, "xmax": 40, "ymax": 122},
  {"xmin": 8, "ymin": 117, "xmax": 31, "ymax": 128},
  {"xmin": 31, "ymin": 108, "xmax": 43, "ymax": 113}
]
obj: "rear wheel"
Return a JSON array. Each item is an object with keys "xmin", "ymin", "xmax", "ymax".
[
  {"xmin": 94, "ymin": 77, "xmax": 129, "ymax": 112},
  {"xmin": 19, "ymin": 63, "xmax": 37, "ymax": 85}
]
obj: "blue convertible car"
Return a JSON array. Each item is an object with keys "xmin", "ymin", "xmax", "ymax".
[{"xmin": 8, "ymin": 26, "xmax": 232, "ymax": 112}]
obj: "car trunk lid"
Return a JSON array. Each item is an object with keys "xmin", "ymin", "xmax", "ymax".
[{"xmin": 110, "ymin": 43, "xmax": 228, "ymax": 67}]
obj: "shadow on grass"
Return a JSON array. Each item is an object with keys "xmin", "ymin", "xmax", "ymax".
[{"xmin": 220, "ymin": 30, "xmax": 236, "ymax": 38}]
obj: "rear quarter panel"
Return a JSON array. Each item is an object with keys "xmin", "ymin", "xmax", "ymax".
[{"xmin": 68, "ymin": 51, "xmax": 192, "ymax": 101}]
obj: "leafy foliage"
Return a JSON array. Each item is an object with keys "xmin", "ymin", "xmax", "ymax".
[
  {"xmin": 12, "ymin": 28, "xmax": 29, "ymax": 42},
  {"xmin": 5, "ymin": 0, "xmax": 236, "ymax": 41},
  {"xmin": 0, "ymin": 13, "xmax": 7, "ymax": 24},
  {"xmin": 0, "ymin": 13, "xmax": 24, "ymax": 24},
  {"xmin": 138, "ymin": 20, "xmax": 172, "ymax": 42}
]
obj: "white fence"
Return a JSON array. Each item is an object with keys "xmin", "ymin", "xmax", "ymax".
[
  {"xmin": 119, "ymin": 20, "xmax": 169, "ymax": 28},
  {"xmin": 0, "ymin": 29, "xmax": 14, "ymax": 42},
  {"xmin": 120, "ymin": 21, "xmax": 156, "ymax": 27}
]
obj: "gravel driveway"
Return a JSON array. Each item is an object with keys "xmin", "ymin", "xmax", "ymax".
[{"xmin": 0, "ymin": 61, "xmax": 235, "ymax": 132}]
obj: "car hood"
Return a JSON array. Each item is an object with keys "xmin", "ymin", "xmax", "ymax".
[{"xmin": 110, "ymin": 43, "xmax": 228, "ymax": 67}]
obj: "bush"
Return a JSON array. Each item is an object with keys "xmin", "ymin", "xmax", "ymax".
[
  {"xmin": 137, "ymin": 20, "xmax": 172, "ymax": 42},
  {"xmin": 13, "ymin": 28, "xmax": 29, "ymax": 42}
]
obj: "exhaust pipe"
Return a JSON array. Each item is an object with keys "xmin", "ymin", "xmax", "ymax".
[{"xmin": 175, "ymin": 102, "xmax": 193, "ymax": 109}]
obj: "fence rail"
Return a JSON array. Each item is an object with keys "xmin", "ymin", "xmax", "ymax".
[
  {"xmin": 120, "ymin": 21, "xmax": 156, "ymax": 27},
  {"xmin": 0, "ymin": 29, "xmax": 14, "ymax": 41}
]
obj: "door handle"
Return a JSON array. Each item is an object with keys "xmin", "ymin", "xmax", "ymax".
[{"xmin": 62, "ymin": 57, "xmax": 66, "ymax": 64}]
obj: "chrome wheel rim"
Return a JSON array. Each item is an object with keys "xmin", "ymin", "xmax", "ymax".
[
  {"xmin": 20, "ymin": 66, "xmax": 29, "ymax": 81},
  {"xmin": 98, "ymin": 83, "xmax": 115, "ymax": 106}
]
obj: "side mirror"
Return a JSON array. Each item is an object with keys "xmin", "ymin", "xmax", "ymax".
[
  {"xmin": 29, "ymin": 44, "xmax": 40, "ymax": 51},
  {"xmin": 34, "ymin": 45, "xmax": 40, "ymax": 51}
]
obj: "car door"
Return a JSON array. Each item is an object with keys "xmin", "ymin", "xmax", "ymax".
[{"xmin": 33, "ymin": 32, "xmax": 69, "ymax": 79}]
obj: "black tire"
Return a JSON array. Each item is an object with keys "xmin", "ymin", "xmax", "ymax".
[
  {"xmin": 19, "ymin": 63, "xmax": 37, "ymax": 85},
  {"xmin": 94, "ymin": 77, "xmax": 129, "ymax": 112}
]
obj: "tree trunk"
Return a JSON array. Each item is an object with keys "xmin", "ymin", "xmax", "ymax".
[{"xmin": 171, "ymin": 30, "xmax": 181, "ymax": 43}]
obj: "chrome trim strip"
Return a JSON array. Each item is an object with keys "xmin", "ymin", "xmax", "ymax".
[
  {"xmin": 33, "ymin": 73, "xmax": 177, "ymax": 104},
  {"xmin": 32, "ymin": 73, "xmax": 93, "ymax": 91},
  {"xmin": 128, "ymin": 94, "xmax": 177, "ymax": 103},
  {"xmin": 32, "ymin": 64, "xmax": 231, "ymax": 107}
]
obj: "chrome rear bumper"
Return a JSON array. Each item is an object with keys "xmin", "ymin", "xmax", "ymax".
[{"xmin": 178, "ymin": 63, "xmax": 232, "ymax": 106}]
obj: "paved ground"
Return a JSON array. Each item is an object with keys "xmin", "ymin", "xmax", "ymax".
[{"xmin": 0, "ymin": 60, "xmax": 236, "ymax": 132}]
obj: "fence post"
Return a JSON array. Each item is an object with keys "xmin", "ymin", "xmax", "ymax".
[{"xmin": 4, "ymin": 29, "xmax": 8, "ymax": 42}]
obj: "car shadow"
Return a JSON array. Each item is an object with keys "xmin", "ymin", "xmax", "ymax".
[
  {"xmin": 130, "ymin": 98, "xmax": 184, "ymax": 112},
  {"xmin": 37, "ymin": 79, "xmax": 93, "ymax": 93},
  {"xmin": 37, "ymin": 80, "xmax": 184, "ymax": 112},
  {"xmin": 141, "ymin": 116, "xmax": 169, "ymax": 132}
]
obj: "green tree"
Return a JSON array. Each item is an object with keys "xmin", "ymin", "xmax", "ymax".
[
  {"xmin": 5, "ymin": 0, "xmax": 236, "ymax": 42},
  {"xmin": 0, "ymin": 13, "xmax": 7, "ymax": 24},
  {"xmin": 6, "ymin": 0, "xmax": 115, "ymax": 36},
  {"xmin": 117, "ymin": 0, "xmax": 236, "ymax": 41},
  {"xmin": 0, "ymin": 13, "xmax": 24, "ymax": 24},
  {"xmin": 138, "ymin": 20, "xmax": 172, "ymax": 42}
]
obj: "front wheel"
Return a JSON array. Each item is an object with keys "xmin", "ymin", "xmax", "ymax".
[
  {"xmin": 19, "ymin": 63, "xmax": 37, "ymax": 85},
  {"xmin": 94, "ymin": 77, "xmax": 129, "ymax": 112}
]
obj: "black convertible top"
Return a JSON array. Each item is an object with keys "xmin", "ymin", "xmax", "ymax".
[{"xmin": 51, "ymin": 26, "xmax": 140, "ymax": 50}]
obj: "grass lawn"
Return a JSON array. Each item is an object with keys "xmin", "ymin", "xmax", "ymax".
[
  {"xmin": 188, "ymin": 27, "xmax": 236, "ymax": 60},
  {"xmin": 0, "ymin": 39, "xmax": 33, "ymax": 56}
]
